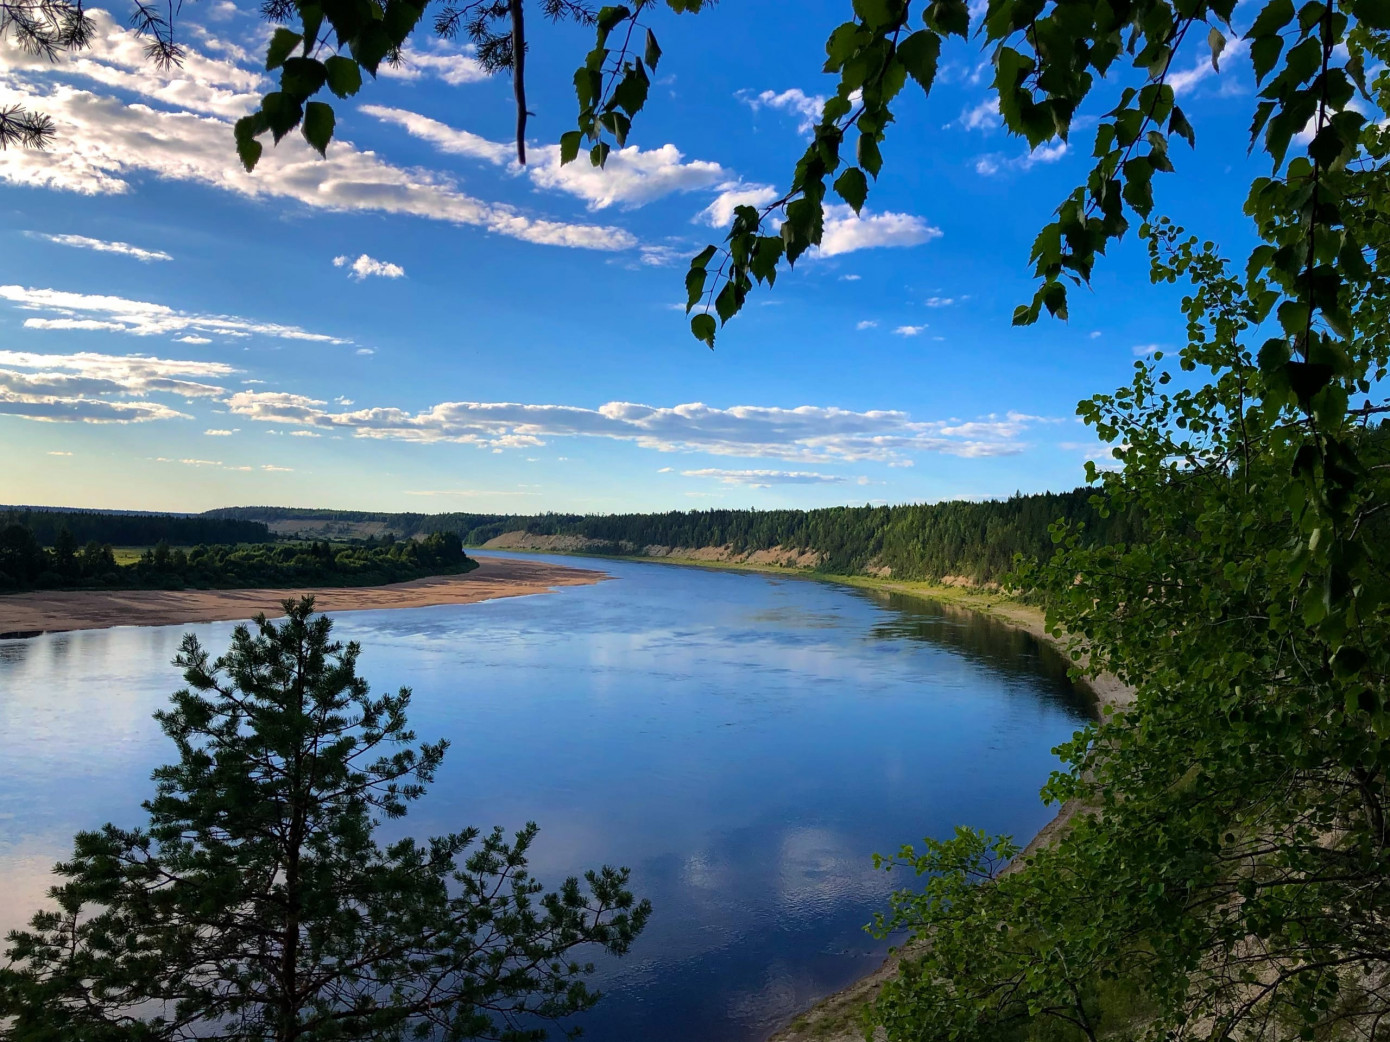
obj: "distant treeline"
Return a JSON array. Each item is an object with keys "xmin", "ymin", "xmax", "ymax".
[
  {"xmin": 1, "ymin": 508, "xmax": 270, "ymax": 547},
  {"xmin": 0, "ymin": 527, "xmax": 474, "ymax": 593},
  {"xmin": 208, "ymin": 489, "xmax": 1139, "ymax": 584}
]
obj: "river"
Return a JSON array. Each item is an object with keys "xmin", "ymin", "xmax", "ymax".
[{"xmin": 0, "ymin": 553, "xmax": 1090, "ymax": 1040}]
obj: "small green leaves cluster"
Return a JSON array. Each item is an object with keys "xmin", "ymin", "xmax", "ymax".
[
  {"xmin": 573, "ymin": 0, "xmax": 958, "ymax": 346},
  {"xmin": 868, "ymin": 225, "xmax": 1390, "ymax": 1041},
  {"xmin": 562, "ymin": 1, "xmax": 680, "ymax": 169},
  {"xmin": 237, "ymin": 0, "xmax": 425, "ymax": 170}
]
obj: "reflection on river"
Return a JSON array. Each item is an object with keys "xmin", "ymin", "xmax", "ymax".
[{"xmin": 0, "ymin": 553, "xmax": 1090, "ymax": 1041}]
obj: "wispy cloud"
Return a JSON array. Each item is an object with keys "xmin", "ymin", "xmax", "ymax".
[
  {"xmin": 856, "ymin": 320, "xmax": 879, "ymax": 330},
  {"xmin": 894, "ymin": 325, "xmax": 927, "ymax": 337},
  {"xmin": 0, "ymin": 285, "xmax": 349, "ymax": 343},
  {"xmin": 32, "ymin": 232, "xmax": 171, "ymax": 262},
  {"xmin": 682, "ymin": 468, "xmax": 851, "ymax": 487},
  {"xmin": 0, "ymin": 13, "xmax": 636, "ymax": 253},
  {"xmin": 378, "ymin": 39, "xmax": 488, "ymax": 86},
  {"xmin": 958, "ymin": 97, "xmax": 1000, "ymax": 131},
  {"xmin": 363, "ymin": 105, "xmax": 728, "ymax": 212},
  {"xmin": 0, "ymin": 348, "xmax": 235, "ymax": 423},
  {"xmin": 223, "ymin": 392, "xmax": 1057, "ymax": 463},
  {"xmin": 974, "ymin": 141, "xmax": 1068, "ymax": 176}
]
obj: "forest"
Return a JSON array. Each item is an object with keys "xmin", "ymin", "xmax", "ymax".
[
  {"xmin": 0, "ymin": 524, "xmax": 475, "ymax": 593},
  {"xmin": 207, "ymin": 488, "xmax": 1139, "ymax": 584},
  {"xmin": 0, "ymin": 507, "xmax": 271, "ymax": 547}
]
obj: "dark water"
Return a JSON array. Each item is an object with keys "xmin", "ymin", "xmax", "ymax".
[{"xmin": 0, "ymin": 554, "xmax": 1090, "ymax": 1041}]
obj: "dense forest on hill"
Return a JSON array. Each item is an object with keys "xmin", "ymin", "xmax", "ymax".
[
  {"xmin": 0, "ymin": 507, "xmax": 270, "ymax": 547},
  {"xmin": 208, "ymin": 489, "xmax": 1138, "ymax": 584},
  {"xmin": 0, "ymin": 526, "xmax": 474, "ymax": 594}
]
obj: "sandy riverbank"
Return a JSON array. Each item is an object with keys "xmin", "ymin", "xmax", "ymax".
[{"xmin": 0, "ymin": 555, "xmax": 608, "ymax": 637}]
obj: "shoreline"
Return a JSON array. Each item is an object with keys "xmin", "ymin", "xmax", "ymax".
[
  {"xmin": 478, "ymin": 547, "xmax": 1134, "ymax": 1042},
  {"xmin": 0, "ymin": 555, "xmax": 609, "ymax": 637}
]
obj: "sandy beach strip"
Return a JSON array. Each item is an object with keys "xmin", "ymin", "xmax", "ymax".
[{"xmin": 0, "ymin": 555, "xmax": 608, "ymax": 637}]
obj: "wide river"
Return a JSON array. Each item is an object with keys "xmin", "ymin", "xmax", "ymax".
[{"xmin": 0, "ymin": 553, "xmax": 1090, "ymax": 1040}]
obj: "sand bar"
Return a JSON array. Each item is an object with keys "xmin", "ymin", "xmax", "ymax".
[{"xmin": 0, "ymin": 555, "xmax": 607, "ymax": 638}]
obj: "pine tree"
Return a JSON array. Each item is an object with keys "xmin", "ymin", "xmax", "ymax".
[{"xmin": 0, "ymin": 597, "xmax": 649, "ymax": 1041}]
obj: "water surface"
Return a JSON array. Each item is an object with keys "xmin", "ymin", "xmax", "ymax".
[{"xmin": 0, "ymin": 554, "xmax": 1090, "ymax": 1040}]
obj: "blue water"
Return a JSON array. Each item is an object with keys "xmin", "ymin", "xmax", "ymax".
[{"xmin": 0, "ymin": 553, "xmax": 1090, "ymax": 1041}]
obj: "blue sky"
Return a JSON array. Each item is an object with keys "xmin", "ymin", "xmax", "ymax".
[{"xmin": 0, "ymin": 0, "xmax": 1265, "ymax": 514}]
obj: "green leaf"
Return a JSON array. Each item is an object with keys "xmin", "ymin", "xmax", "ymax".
[
  {"xmin": 833, "ymin": 167, "xmax": 869, "ymax": 211},
  {"xmin": 691, "ymin": 244, "xmax": 718, "ymax": 269},
  {"xmin": 302, "ymin": 101, "xmax": 335, "ymax": 156},
  {"xmin": 857, "ymin": 133, "xmax": 883, "ymax": 177},
  {"xmin": 1168, "ymin": 105, "xmax": 1195, "ymax": 147},
  {"xmin": 691, "ymin": 312, "xmax": 716, "ymax": 347},
  {"xmin": 852, "ymin": 0, "xmax": 901, "ymax": 30},
  {"xmin": 924, "ymin": 0, "xmax": 970, "ymax": 37},
  {"xmin": 1250, "ymin": 33, "xmax": 1285, "ymax": 83},
  {"xmin": 261, "ymin": 92, "xmax": 304, "ymax": 143},
  {"xmin": 1246, "ymin": 0, "xmax": 1296, "ymax": 40},
  {"xmin": 896, "ymin": 30, "xmax": 942, "ymax": 94},
  {"xmin": 685, "ymin": 267, "xmax": 708, "ymax": 309},
  {"xmin": 644, "ymin": 28, "xmax": 662, "ymax": 69},
  {"xmin": 1351, "ymin": 0, "xmax": 1390, "ymax": 28},
  {"xmin": 589, "ymin": 141, "xmax": 611, "ymax": 167},
  {"xmin": 559, "ymin": 131, "xmax": 583, "ymax": 165},
  {"xmin": 1208, "ymin": 26, "xmax": 1227, "ymax": 70},
  {"xmin": 324, "ymin": 56, "xmax": 363, "ymax": 98},
  {"xmin": 280, "ymin": 57, "xmax": 327, "ymax": 98},
  {"xmin": 234, "ymin": 115, "xmax": 264, "ymax": 171},
  {"xmin": 266, "ymin": 28, "xmax": 302, "ymax": 71}
]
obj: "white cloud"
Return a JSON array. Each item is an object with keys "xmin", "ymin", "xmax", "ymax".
[
  {"xmin": 894, "ymin": 325, "xmax": 927, "ymax": 336},
  {"xmin": 818, "ymin": 206, "xmax": 942, "ymax": 256},
  {"xmin": 738, "ymin": 88, "xmax": 826, "ymax": 133},
  {"xmin": 1167, "ymin": 37, "xmax": 1249, "ymax": 95},
  {"xmin": 363, "ymin": 105, "xmax": 728, "ymax": 211},
  {"xmin": 974, "ymin": 141, "xmax": 1069, "ymax": 176},
  {"xmin": 0, "ymin": 15, "xmax": 637, "ymax": 253},
  {"xmin": 695, "ymin": 182, "xmax": 779, "ymax": 227},
  {"xmin": 204, "ymin": 427, "xmax": 237, "ymax": 435},
  {"xmin": 223, "ymin": 392, "xmax": 1055, "ymax": 463},
  {"xmin": 33, "ymin": 232, "xmax": 171, "ymax": 262},
  {"xmin": 856, "ymin": 320, "xmax": 878, "ymax": 330},
  {"xmin": 355, "ymin": 348, "xmax": 376, "ymax": 356},
  {"xmin": 334, "ymin": 396, "xmax": 354, "ymax": 405},
  {"xmin": 47, "ymin": 449, "xmax": 73, "ymax": 455},
  {"xmin": 958, "ymin": 97, "xmax": 1000, "ymax": 131},
  {"xmin": 378, "ymin": 40, "xmax": 488, "ymax": 87},
  {"xmin": 682, "ymin": 468, "xmax": 850, "ymax": 487},
  {"xmin": 924, "ymin": 296, "xmax": 958, "ymax": 307},
  {"xmin": 0, "ymin": 347, "xmax": 230, "ymax": 422},
  {"xmin": 0, "ymin": 285, "xmax": 349, "ymax": 343},
  {"xmin": 840, "ymin": 274, "xmax": 861, "ymax": 281},
  {"xmin": 1132, "ymin": 343, "xmax": 1162, "ymax": 356},
  {"xmin": 289, "ymin": 429, "xmax": 320, "ymax": 437},
  {"xmin": 174, "ymin": 335, "xmax": 213, "ymax": 344},
  {"xmin": 333, "ymin": 254, "xmax": 405, "ymax": 280}
]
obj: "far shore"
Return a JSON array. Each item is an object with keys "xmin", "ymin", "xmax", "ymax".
[{"xmin": 0, "ymin": 555, "xmax": 608, "ymax": 638}]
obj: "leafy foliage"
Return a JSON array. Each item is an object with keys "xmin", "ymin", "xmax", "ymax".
[
  {"xmin": 2, "ymin": 507, "xmax": 272, "ymax": 548},
  {"xmin": 865, "ymin": 219, "xmax": 1390, "ymax": 1040},
  {"xmin": 0, "ymin": 522, "xmax": 476, "ymax": 593},
  {"xmin": 0, "ymin": 598, "xmax": 650, "ymax": 1040}
]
